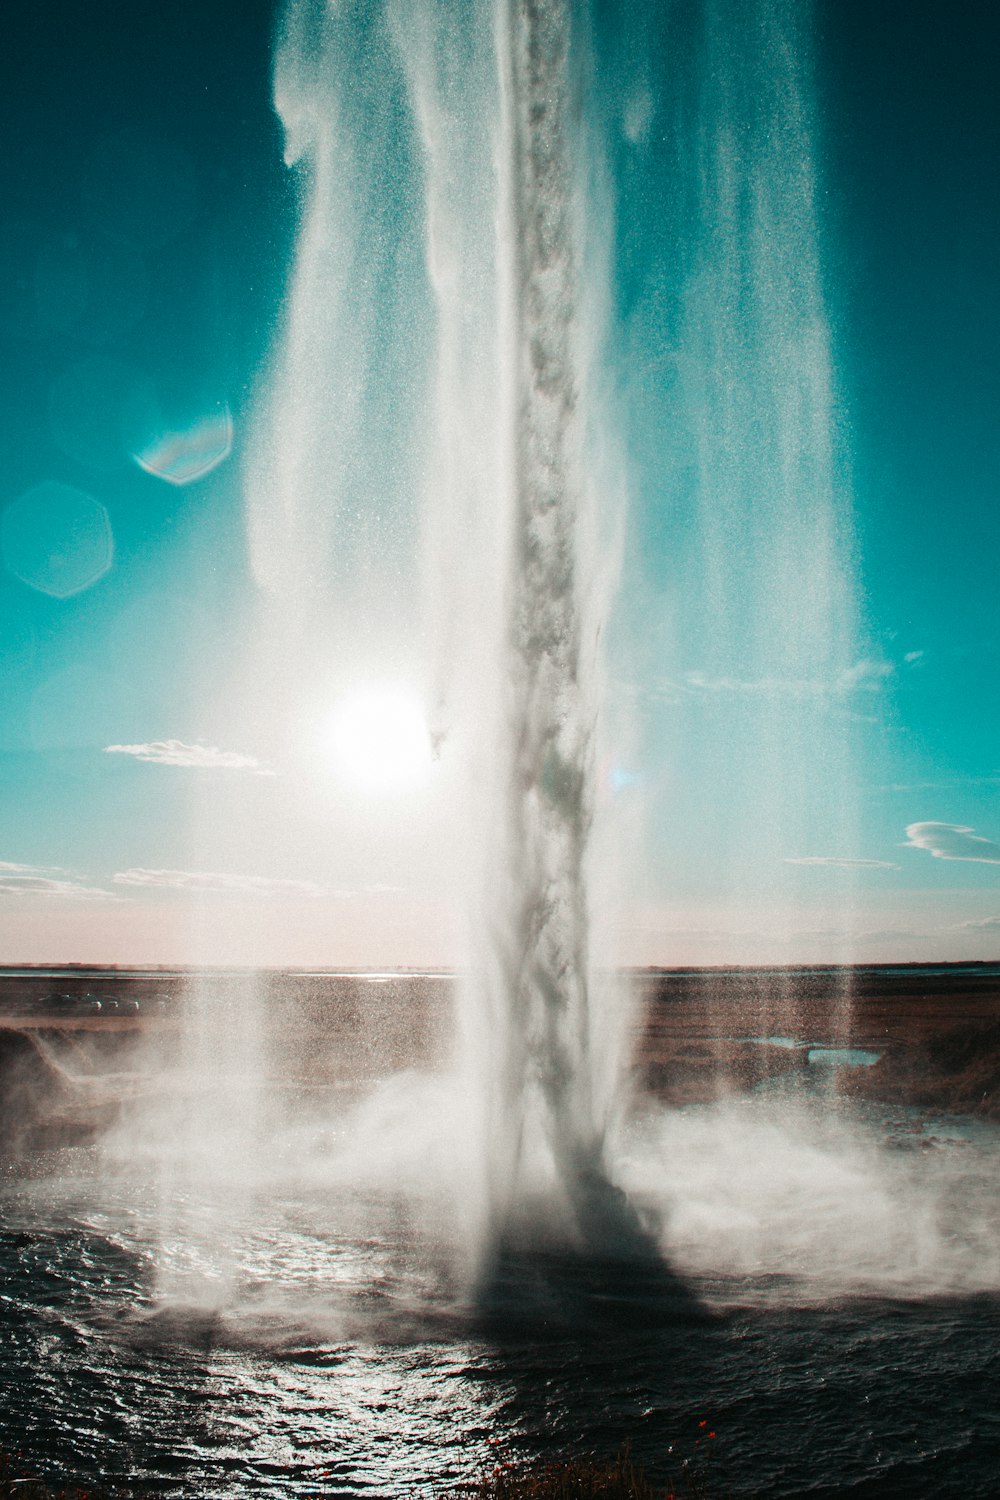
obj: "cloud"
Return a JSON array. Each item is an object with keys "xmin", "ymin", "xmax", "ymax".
[
  {"xmin": 646, "ymin": 922, "xmax": 928, "ymax": 946},
  {"xmin": 852, "ymin": 929, "xmax": 933, "ymax": 943},
  {"xmin": 112, "ymin": 868, "xmax": 327, "ymax": 897},
  {"xmin": 683, "ymin": 671, "xmax": 826, "ymax": 699},
  {"xmin": 104, "ymin": 740, "xmax": 274, "ymax": 774},
  {"xmin": 0, "ymin": 871, "xmax": 116, "ymax": 901},
  {"xmin": 784, "ymin": 857, "xmax": 899, "ymax": 869},
  {"xmin": 767, "ymin": 923, "xmax": 919, "ymax": 941},
  {"xmin": 681, "ymin": 658, "xmax": 894, "ymax": 701},
  {"xmin": 903, "ymin": 822, "xmax": 1000, "ymax": 865},
  {"xmin": 952, "ymin": 916, "xmax": 1000, "ymax": 931}
]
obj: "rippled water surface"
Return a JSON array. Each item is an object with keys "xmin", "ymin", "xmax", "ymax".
[{"xmin": 3, "ymin": 1088, "xmax": 1000, "ymax": 1498}]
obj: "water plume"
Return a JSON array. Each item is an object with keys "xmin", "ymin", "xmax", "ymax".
[
  {"xmin": 247, "ymin": 0, "xmax": 377, "ymax": 612},
  {"xmin": 163, "ymin": 0, "xmax": 861, "ymax": 1300},
  {"xmin": 474, "ymin": 0, "xmax": 632, "ymax": 1258},
  {"xmin": 247, "ymin": 0, "xmax": 427, "ymax": 684},
  {"xmin": 396, "ymin": 0, "xmax": 635, "ymax": 1266}
]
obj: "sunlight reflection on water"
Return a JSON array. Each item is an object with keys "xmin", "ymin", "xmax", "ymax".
[{"xmin": 1, "ymin": 1087, "xmax": 998, "ymax": 1496}]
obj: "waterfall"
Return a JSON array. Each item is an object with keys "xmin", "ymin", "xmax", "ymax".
[
  {"xmin": 477, "ymin": 0, "xmax": 629, "ymax": 1251},
  {"xmin": 395, "ymin": 0, "xmax": 634, "ymax": 1260},
  {"xmin": 243, "ymin": 0, "xmax": 855, "ymax": 1276}
]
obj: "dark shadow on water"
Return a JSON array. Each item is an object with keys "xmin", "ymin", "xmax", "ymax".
[
  {"xmin": 473, "ymin": 1166, "xmax": 711, "ymax": 1335},
  {"xmin": 4, "ymin": 1204, "xmax": 1000, "ymax": 1498},
  {"xmin": 473, "ymin": 1246, "xmax": 712, "ymax": 1336},
  {"xmin": 126, "ymin": 1304, "xmax": 229, "ymax": 1350}
]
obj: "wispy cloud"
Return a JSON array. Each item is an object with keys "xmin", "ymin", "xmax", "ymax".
[
  {"xmin": 104, "ymin": 740, "xmax": 274, "ymax": 775},
  {"xmin": 640, "ymin": 921, "xmax": 929, "ymax": 945},
  {"xmin": 683, "ymin": 670, "xmax": 826, "ymax": 699},
  {"xmin": 112, "ymin": 868, "xmax": 327, "ymax": 897},
  {"xmin": 784, "ymin": 856, "xmax": 899, "ymax": 869},
  {"xmin": 903, "ymin": 822, "xmax": 1000, "ymax": 865},
  {"xmin": 788, "ymin": 925, "xmax": 926, "ymax": 942},
  {"xmin": 0, "ymin": 863, "xmax": 117, "ymax": 901},
  {"xmin": 679, "ymin": 657, "xmax": 895, "ymax": 701},
  {"xmin": 953, "ymin": 916, "xmax": 1000, "ymax": 931},
  {"xmin": 852, "ymin": 929, "xmax": 933, "ymax": 943}
]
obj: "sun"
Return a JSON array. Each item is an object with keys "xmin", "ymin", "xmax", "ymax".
[{"xmin": 326, "ymin": 684, "xmax": 434, "ymax": 794}]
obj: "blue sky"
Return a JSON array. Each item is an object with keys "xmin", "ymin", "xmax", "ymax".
[{"xmin": 0, "ymin": 0, "xmax": 997, "ymax": 966}]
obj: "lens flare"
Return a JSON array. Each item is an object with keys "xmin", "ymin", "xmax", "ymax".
[
  {"xmin": 134, "ymin": 408, "xmax": 233, "ymax": 486},
  {"xmin": 1, "ymin": 481, "xmax": 113, "ymax": 598}
]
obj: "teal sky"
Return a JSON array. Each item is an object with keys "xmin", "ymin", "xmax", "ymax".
[{"xmin": 0, "ymin": 0, "xmax": 997, "ymax": 966}]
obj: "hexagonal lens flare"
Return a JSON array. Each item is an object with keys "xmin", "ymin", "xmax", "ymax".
[{"xmin": 1, "ymin": 480, "xmax": 113, "ymax": 598}]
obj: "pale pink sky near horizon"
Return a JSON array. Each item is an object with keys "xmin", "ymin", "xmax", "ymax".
[{"xmin": 1, "ymin": 888, "xmax": 997, "ymax": 969}]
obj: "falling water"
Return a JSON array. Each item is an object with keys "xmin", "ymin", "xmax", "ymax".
[
  {"xmin": 237, "ymin": 0, "xmax": 856, "ymax": 1274},
  {"xmin": 605, "ymin": 0, "xmax": 860, "ymax": 1040},
  {"xmin": 681, "ymin": 0, "xmax": 858, "ymax": 1037},
  {"xmin": 473, "ymin": 0, "xmax": 634, "ymax": 1254},
  {"xmin": 394, "ymin": 0, "xmax": 635, "ymax": 1263}
]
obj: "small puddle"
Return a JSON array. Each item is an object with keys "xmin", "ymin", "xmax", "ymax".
[
  {"xmin": 747, "ymin": 1036, "xmax": 804, "ymax": 1050},
  {"xmin": 742, "ymin": 1038, "xmax": 882, "ymax": 1067},
  {"xmin": 806, "ymin": 1047, "xmax": 881, "ymax": 1068}
]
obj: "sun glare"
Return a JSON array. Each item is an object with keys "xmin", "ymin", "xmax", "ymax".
[{"xmin": 326, "ymin": 684, "xmax": 434, "ymax": 794}]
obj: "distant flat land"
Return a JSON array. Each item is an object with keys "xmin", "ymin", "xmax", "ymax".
[
  {"xmin": 632, "ymin": 964, "xmax": 1000, "ymax": 1115},
  {"xmin": 0, "ymin": 965, "xmax": 998, "ymax": 1146}
]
